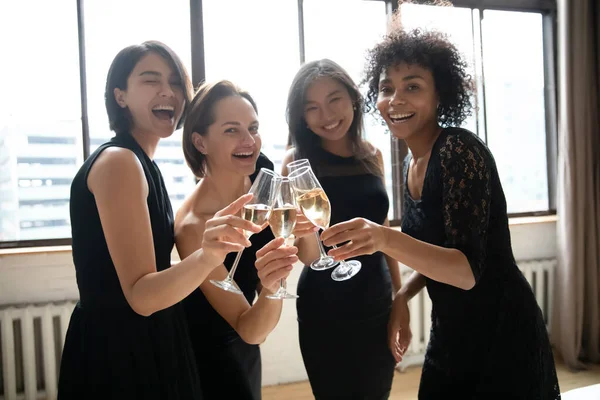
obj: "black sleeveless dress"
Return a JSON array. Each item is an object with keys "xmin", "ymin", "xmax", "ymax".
[
  {"xmin": 296, "ymin": 148, "xmax": 396, "ymax": 400},
  {"xmin": 58, "ymin": 134, "xmax": 202, "ymax": 399},
  {"xmin": 401, "ymin": 128, "xmax": 560, "ymax": 399},
  {"xmin": 182, "ymin": 153, "xmax": 275, "ymax": 400}
]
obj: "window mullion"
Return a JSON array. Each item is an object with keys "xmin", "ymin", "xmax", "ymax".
[
  {"xmin": 475, "ymin": 8, "xmax": 489, "ymax": 145},
  {"xmin": 542, "ymin": 10, "xmax": 558, "ymax": 211},
  {"xmin": 298, "ymin": 0, "xmax": 306, "ymax": 64},
  {"xmin": 76, "ymin": 0, "xmax": 90, "ymax": 160},
  {"xmin": 190, "ymin": 0, "xmax": 206, "ymax": 88}
]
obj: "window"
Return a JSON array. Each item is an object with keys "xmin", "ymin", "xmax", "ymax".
[
  {"xmin": 83, "ymin": 0, "xmax": 196, "ymax": 214},
  {"xmin": 203, "ymin": 0, "xmax": 300, "ymax": 174},
  {"xmin": 0, "ymin": 1, "xmax": 83, "ymax": 242},
  {"xmin": 303, "ymin": 0, "xmax": 393, "ymax": 219},
  {"xmin": 0, "ymin": 0, "xmax": 557, "ymax": 248},
  {"xmin": 481, "ymin": 10, "xmax": 550, "ymax": 213},
  {"xmin": 399, "ymin": 3, "xmax": 555, "ymax": 215}
]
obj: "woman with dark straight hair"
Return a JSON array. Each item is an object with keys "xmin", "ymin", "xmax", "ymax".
[
  {"xmin": 282, "ymin": 59, "xmax": 400, "ymax": 400},
  {"xmin": 58, "ymin": 41, "xmax": 264, "ymax": 399}
]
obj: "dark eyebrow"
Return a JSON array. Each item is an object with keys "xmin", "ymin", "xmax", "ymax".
[
  {"xmin": 139, "ymin": 71, "xmax": 162, "ymax": 77},
  {"xmin": 402, "ymin": 75, "xmax": 425, "ymax": 81},
  {"xmin": 221, "ymin": 120, "xmax": 259, "ymax": 128},
  {"xmin": 379, "ymin": 75, "xmax": 425, "ymax": 86}
]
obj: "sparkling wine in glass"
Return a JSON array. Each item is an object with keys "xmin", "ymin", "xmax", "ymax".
[
  {"xmin": 286, "ymin": 159, "xmax": 339, "ymax": 271},
  {"xmin": 288, "ymin": 166, "xmax": 361, "ymax": 281},
  {"xmin": 266, "ymin": 177, "xmax": 299, "ymax": 300},
  {"xmin": 210, "ymin": 168, "xmax": 278, "ymax": 294}
]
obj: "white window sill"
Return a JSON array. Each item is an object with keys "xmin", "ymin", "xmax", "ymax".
[{"xmin": 0, "ymin": 215, "xmax": 558, "ymax": 257}]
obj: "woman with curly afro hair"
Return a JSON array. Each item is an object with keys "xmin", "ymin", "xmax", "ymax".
[{"xmin": 321, "ymin": 29, "xmax": 561, "ymax": 399}]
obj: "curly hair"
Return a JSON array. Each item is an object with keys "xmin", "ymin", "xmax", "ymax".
[{"xmin": 363, "ymin": 29, "xmax": 473, "ymax": 127}]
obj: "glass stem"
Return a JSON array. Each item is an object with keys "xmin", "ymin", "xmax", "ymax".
[
  {"xmin": 315, "ymin": 231, "xmax": 328, "ymax": 259},
  {"xmin": 226, "ymin": 250, "xmax": 244, "ymax": 281},
  {"xmin": 277, "ymin": 237, "xmax": 290, "ymax": 293},
  {"xmin": 331, "ymin": 244, "xmax": 349, "ymax": 269}
]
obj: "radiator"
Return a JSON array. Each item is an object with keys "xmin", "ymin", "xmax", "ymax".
[
  {"xmin": 0, "ymin": 259, "xmax": 556, "ymax": 399},
  {"xmin": 397, "ymin": 258, "xmax": 557, "ymax": 369},
  {"xmin": 0, "ymin": 301, "xmax": 76, "ymax": 400}
]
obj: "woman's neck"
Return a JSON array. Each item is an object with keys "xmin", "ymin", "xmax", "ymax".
[
  {"xmin": 202, "ymin": 167, "xmax": 249, "ymax": 206},
  {"xmin": 130, "ymin": 128, "xmax": 161, "ymax": 159},
  {"xmin": 405, "ymin": 122, "xmax": 442, "ymax": 160},
  {"xmin": 320, "ymin": 134, "xmax": 353, "ymax": 157}
]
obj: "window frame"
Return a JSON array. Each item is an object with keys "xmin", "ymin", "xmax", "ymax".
[
  {"xmin": 386, "ymin": 0, "xmax": 558, "ymax": 225},
  {"xmin": 0, "ymin": 0, "xmax": 557, "ymax": 248}
]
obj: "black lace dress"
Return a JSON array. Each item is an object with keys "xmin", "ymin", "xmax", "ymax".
[{"xmin": 401, "ymin": 128, "xmax": 560, "ymax": 399}]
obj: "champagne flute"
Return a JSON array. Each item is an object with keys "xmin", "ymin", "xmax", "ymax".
[
  {"xmin": 288, "ymin": 166, "xmax": 361, "ymax": 281},
  {"xmin": 210, "ymin": 168, "xmax": 278, "ymax": 294},
  {"xmin": 286, "ymin": 159, "xmax": 339, "ymax": 271},
  {"xmin": 286, "ymin": 158, "xmax": 311, "ymax": 172},
  {"xmin": 266, "ymin": 177, "xmax": 299, "ymax": 300}
]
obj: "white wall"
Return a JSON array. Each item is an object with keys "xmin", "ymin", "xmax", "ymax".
[{"xmin": 0, "ymin": 218, "xmax": 557, "ymax": 386}]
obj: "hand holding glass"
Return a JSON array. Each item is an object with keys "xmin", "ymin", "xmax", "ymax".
[
  {"xmin": 286, "ymin": 159, "xmax": 338, "ymax": 271},
  {"xmin": 288, "ymin": 166, "xmax": 361, "ymax": 281},
  {"xmin": 210, "ymin": 168, "xmax": 278, "ymax": 294}
]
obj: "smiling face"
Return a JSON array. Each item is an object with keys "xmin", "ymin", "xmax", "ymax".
[
  {"xmin": 113, "ymin": 52, "xmax": 185, "ymax": 139},
  {"xmin": 192, "ymin": 95, "xmax": 262, "ymax": 177},
  {"xmin": 303, "ymin": 77, "xmax": 355, "ymax": 144},
  {"xmin": 376, "ymin": 62, "xmax": 439, "ymax": 141}
]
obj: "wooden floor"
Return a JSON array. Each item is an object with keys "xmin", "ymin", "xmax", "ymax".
[{"xmin": 263, "ymin": 357, "xmax": 600, "ymax": 399}]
